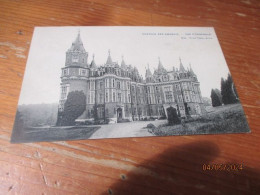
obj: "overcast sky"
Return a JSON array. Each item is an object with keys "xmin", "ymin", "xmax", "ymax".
[{"xmin": 18, "ymin": 26, "xmax": 230, "ymax": 105}]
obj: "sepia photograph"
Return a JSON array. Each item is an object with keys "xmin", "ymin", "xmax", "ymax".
[{"xmin": 11, "ymin": 26, "xmax": 251, "ymax": 143}]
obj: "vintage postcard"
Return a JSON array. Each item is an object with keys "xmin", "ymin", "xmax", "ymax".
[{"xmin": 11, "ymin": 26, "xmax": 251, "ymax": 143}]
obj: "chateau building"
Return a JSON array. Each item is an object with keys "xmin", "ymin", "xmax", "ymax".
[{"xmin": 58, "ymin": 32, "xmax": 205, "ymax": 123}]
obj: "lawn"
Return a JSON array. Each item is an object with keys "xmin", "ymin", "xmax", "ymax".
[
  {"xmin": 149, "ymin": 103, "xmax": 251, "ymax": 136},
  {"xmin": 11, "ymin": 125, "xmax": 101, "ymax": 143}
]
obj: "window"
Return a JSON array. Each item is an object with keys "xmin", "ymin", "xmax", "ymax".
[
  {"xmin": 147, "ymin": 86, "xmax": 150, "ymax": 93},
  {"xmin": 157, "ymin": 96, "xmax": 161, "ymax": 104},
  {"xmin": 118, "ymin": 93, "xmax": 121, "ymax": 102},
  {"xmin": 99, "ymin": 94, "xmax": 103, "ymax": 103},
  {"xmin": 182, "ymin": 82, "xmax": 188, "ymax": 90},
  {"xmin": 175, "ymin": 84, "xmax": 180, "ymax": 91},
  {"xmin": 105, "ymin": 79, "xmax": 109, "ymax": 88},
  {"xmin": 178, "ymin": 95, "xmax": 183, "ymax": 102},
  {"xmin": 81, "ymin": 69, "xmax": 86, "ymax": 76},
  {"xmin": 112, "ymin": 79, "xmax": 115, "ymax": 88},
  {"xmin": 99, "ymin": 81, "xmax": 103, "ymax": 89},
  {"xmin": 91, "ymin": 92, "xmax": 94, "ymax": 104},
  {"xmin": 164, "ymin": 86, "xmax": 173, "ymax": 103},
  {"xmin": 155, "ymin": 86, "xmax": 159, "ymax": 93},
  {"xmin": 91, "ymin": 81, "xmax": 95, "ymax": 90},
  {"xmin": 63, "ymin": 69, "xmax": 68, "ymax": 76},
  {"xmin": 106, "ymin": 92, "xmax": 109, "ymax": 102},
  {"xmin": 127, "ymin": 82, "xmax": 130, "ymax": 90},
  {"xmin": 113, "ymin": 92, "xmax": 115, "ymax": 102},
  {"xmin": 132, "ymin": 96, "xmax": 136, "ymax": 103},
  {"xmin": 72, "ymin": 55, "xmax": 78, "ymax": 62},
  {"xmin": 128, "ymin": 94, "xmax": 131, "ymax": 103},
  {"xmin": 117, "ymin": 81, "xmax": 121, "ymax": 89}
]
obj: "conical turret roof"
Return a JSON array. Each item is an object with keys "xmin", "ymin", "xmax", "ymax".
[
  {"xmin": 90, "ymin": 54, "xmax": 97, "ymax": 69},
  {"xmin": 106, "ymin": 50, "xmax": 113, "ymax": 65},
  {"xmin": 145, "ymin": 64, "xmax": 152, "ymax": 78},
  {"xmin": 179, "ymin": 57, "xmax": 186, "ymax": 72},
  {"xmin": 121, "ymin": 55, "xmax": 127, "ymax": 69},
  {"xmin": 69, "ymin": 31, "xmax": 86, "ymax": 52},
  {"xmin": 189, "ymin": 63, "xmax": 195, "ymax": 76}
]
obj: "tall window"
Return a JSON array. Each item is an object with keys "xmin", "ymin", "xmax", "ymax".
[
  {"xmin": 127, "ymin": 82, "xmax": 130, "ymax": 90},
  {"xmin": 157, "ymin": 96, "xmax": 161, "ymax": 104},
  {"xmin": 128, "ymin": 94, "xmax": 131, "ymax": 103},
  {"xmin": 105, "ymin": 92, "xmax": 109, "ymax": 102},
  {"xmin": 182, "ymin": 82, "xmax": 188, "ymax": 90},
  {"xmin": 117, "ymin": 81, "xmax": 121, "ymax": 89},
  {"xmin": 100, "ymin": 81, "xmax": 103, "ymax": 89},
  {"xmin": 118, "ymin": 93, "xmax": 121, "ymax": 102},
  {"xmin": 155, "ymin": 86, "xmax": 159, "ymax": 93},
  {"xmin": 184, "ymin": 91, "xmax": 190, "ymax": 102},
  {"xmin": 175, "ymin": 84, "xmax": 180, "ymax": 91},
  {"xmin": 105, "ymin": 79, "xmax": 109, "ymax": 88},
  {"xmin": 112, "ymin": 79, "xmax": 115, "ymax": 88},
  {"xmin": 164, "ymin": 86, "xmax": 173, "ymax": 103},
  {"xmin": 99, "ymin": 94, "xmax": 103, "ymax": 103},
  {"xmin": 113, "ymin": 92, "xmax": 115, "ymax": 102}
]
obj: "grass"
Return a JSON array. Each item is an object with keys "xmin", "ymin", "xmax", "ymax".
[{"xmin": 149, "ymin": 103, "xmax": 251, "ymax": 136}]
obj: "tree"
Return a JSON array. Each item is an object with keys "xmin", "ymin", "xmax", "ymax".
[
  {"xmin": 211, "ymin": 89, "xmax": 222, "ymax": 107},
  {"xmin": 221, "ymin": 74, "xmax": 238, "ymax": 105},
  {"xmin": 167, "ymin": 106, "xmax": 180, "ymax": 125},
  {"xmin": 221, "ymin": 77, "xmax": 228, "ymax": 105},
  {"xmin": 226, "ymin": 74, "xmax": 238, "ymax": 103},
  {"xmin": 59, "ymin": 91, "xmax": 86, "ymax": 126},
  {"xmin": 214, "ymin": 88, "xmax": 222, "ymax": 105}
]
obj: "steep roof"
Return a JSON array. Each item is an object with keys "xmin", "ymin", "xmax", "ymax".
[
  {"xmin": 145, "ymin": 64, "xmax": 152, "ymax": 78},
  {"xmin": 121, "ymin": 56, "xmax": 127, "ymax": 69},
  {"xmin": 106, "ymin": 50, "xmax": 113, "ymax": 65},
  {"xmin": 90, "ymin": 54, "xmax": 97, "ymax": 69},
  {"xmin": 179, "ymin": 57, "xmax": 186, "ymax": 72},
  {"xmin": 69, "ymin": 31, "xmax": 86, "ymax": 52}
]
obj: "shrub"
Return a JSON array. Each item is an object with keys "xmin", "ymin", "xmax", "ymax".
[
  {"xmin": 147, "ymin": 123, "xmax": 156, "ymax": 129},
  {"xmin": 167, "ymin": 107, "xmax": 181, "ymax": 125}
]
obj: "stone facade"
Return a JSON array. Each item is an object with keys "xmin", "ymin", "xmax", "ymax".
[{"xmin": 58, "ymin": 32, "xmax": 206, "ymax": 123}]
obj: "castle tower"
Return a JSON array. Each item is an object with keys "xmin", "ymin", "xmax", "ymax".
[
  {"xmin": 58, "ymin": 31, "xmax": 89, "ymax": 115},
  {"xmin": 65, "ymin": 31, "xmax": 88, "ymax": 67}
]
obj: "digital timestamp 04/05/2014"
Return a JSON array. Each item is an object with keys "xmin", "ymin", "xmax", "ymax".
[{"xmin": 202, "ymin": 164, "xmax": 244, "ymax": 171}]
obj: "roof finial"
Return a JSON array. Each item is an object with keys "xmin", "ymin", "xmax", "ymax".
[
  {"xmin": 122, "ymin": 55, "xmax": 124, "ymax": 60},
  {"xmin": 93, "ymin": 54, "xmax": 95, "ymax": 60},
  {"xmin": 179, "ymin": 57, "xmax": 182, "ymax": 63},
  {"xmin": 108, "ymin": 49, "xmax": 111, "ymax": 56}
]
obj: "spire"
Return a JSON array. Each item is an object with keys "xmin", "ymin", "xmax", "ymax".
[
  {"xmin": 90, "ymin": 54, "xmax": 97, "ymax": 69},
  {"xmin": 158, "ymin": 57, "xmax": 163, "ymax": 70},
  {"xmin": 189, "ymin": 63, "xmax": 195, "ymax": 75},
  {"xmin": 106, "ymin": 49, "xmax": 113, "ymax": 65},
  {"xmin": 69, "ymin": 30, "xmax": 86, "ymax": 52},
  {"xmin": 121, "ymin": 55, "xmax": 127, "ymax": 69},
  {"xmin": 145, "ymin": 63, "xmax": 152, "ymax": 78},
  {"xmin": 157, "ymin": 57, "xmax": 167, "ymax": 74},
  {"xmin": 179, "ymin": 57, "xmax": 185, "ymax": 72}
]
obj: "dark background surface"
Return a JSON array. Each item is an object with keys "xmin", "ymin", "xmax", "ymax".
[{"xmin": 0, "ymin": 0, "xmax": 259, "ymax": 194}]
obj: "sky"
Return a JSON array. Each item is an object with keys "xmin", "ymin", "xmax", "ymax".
[{"xmin": 18, "ymin": 26, "xmax": 230, "ymax": 105}]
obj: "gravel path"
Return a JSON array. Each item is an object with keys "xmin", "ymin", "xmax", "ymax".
[{"xmin": 89, "ymin": 120, "xmax": 167, "ymax": 139}]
